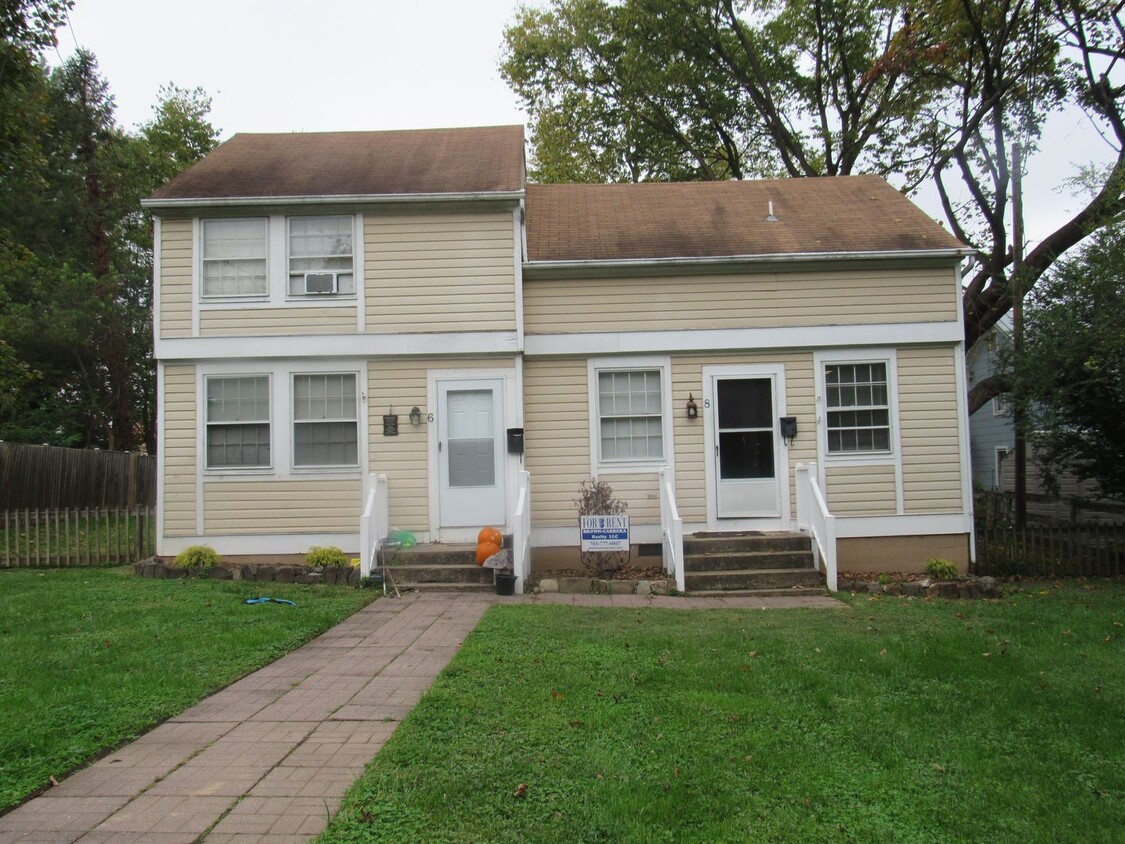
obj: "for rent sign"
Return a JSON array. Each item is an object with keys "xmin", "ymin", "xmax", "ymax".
[{"xmin": 580, "ymin": 514, "xmax": 630, "ymax": 552}]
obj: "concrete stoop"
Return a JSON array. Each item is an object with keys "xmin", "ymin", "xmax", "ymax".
[
  {"xmin": 683, "ymin": 531, "xmax": 825, "ymax": 595},
  {"xmin": 378, "ymin": 543, "xmax": 495, "ymax": 593}
]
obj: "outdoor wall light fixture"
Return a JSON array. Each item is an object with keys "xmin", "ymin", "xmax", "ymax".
[
  {"xmin": 409, "ymin": 406, "xmax": 422, "ymax": 426},
  {"xmin": 686, "ymin": 394, "xmax": 699, "ymax": 419}
]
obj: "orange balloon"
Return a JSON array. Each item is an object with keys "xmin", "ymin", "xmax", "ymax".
[
  {"xmin": 477, "ymin": 527, "xmax": 503, "ymax": 547},
  {"xmin": 476, "ymin": 542, "xmax": 500, "ymax": 565}
]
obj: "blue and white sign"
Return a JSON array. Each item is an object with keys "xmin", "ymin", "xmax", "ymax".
[{"xmin": 580, "ymin": 514, "xmax": 630, "ymax": 552}]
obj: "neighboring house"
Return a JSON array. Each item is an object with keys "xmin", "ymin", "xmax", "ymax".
[
  {"xmin": 143, "ymin": 125, "xmax": 976, "ymax": 583},
  {"xmin": 966, "ymin": 317, "xmax": 1015, "ymax": 489}
]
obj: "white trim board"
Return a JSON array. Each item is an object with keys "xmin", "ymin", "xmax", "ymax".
[
  {"xmin": 156, "ymin": 331, "xmax": 520, "ymax": 361},
  {"xmin": 160, "ymin": 533, "xmax": 361, "ymax": 557},
  {"xmin": 525, "ymin": 321, "xmax": 961, "ymax": 357}
]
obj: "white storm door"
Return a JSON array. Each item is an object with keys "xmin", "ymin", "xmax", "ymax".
[
  {"xmin": 714, "ymin": 376, "xmax": 782, "ymax": 517},
  {"xmin": 437, "ymin": 380, "xmax": 506, "ymax": 528}
]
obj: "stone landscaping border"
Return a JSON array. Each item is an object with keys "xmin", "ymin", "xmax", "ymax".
[
  {"xmin": 839, "ymin": 575, "xmax": 1001, "ymax": 599},
  {"xmin": 133, "ymin": 558, "xmax": 361, "ymax": 586},
  {"xmin": 535, "ymin": 577, "xmax": 672, "ymax": 596}
]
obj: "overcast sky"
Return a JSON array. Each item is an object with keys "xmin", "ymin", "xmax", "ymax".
[{"xmin": 56, "ymin": 0, "xmax": 1117, "ymax": 247}]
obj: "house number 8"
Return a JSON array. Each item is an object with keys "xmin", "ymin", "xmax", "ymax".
[{"xmin": 703, "ymin": 399, "xmax": 711, "ymax": 408}]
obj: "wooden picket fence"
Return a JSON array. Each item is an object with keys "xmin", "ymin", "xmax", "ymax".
[
  {"xmin": 1, "ymin": 507, "xmax": 155, "ymax": 567},
  {"xmin": 974, "ymin": 491, "xmax": 1125, "ymax": 577}
]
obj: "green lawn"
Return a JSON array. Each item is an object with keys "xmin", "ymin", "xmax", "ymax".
[
  {"xmin": 0, "ymin": 566, "xmax": 375, "ymax": 811},
  {"xmin": 322, "ymin": 583, "xmax": 1124, "ymax": 844}
]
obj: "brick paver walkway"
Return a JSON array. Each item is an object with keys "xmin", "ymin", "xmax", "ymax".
[{"xmin": 0, "ymin": 589, "xmax": 840, "ymax": 843}]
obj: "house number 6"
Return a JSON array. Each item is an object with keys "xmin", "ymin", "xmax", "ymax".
[{"xmin": 427, "ymin": 412, "xmax": 435, "ymax": 423}]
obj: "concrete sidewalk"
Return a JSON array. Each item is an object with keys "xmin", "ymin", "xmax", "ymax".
[{"xmin": 0, "ymin": 589, "xmax": 840, "ymax": 843}]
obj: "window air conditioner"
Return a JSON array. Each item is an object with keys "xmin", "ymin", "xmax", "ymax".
[{"xmin": 304, "ymin": 272, "xmax": 338, "ymax": 295}]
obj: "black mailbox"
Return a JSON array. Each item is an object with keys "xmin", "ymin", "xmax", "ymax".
[
  {"xmin": 779, "ymin": 416, "xmax": 797, "ymax": 443},
  {"xmin": 507, "ymin": 427, "xmax": 525, "ymax": 455}
]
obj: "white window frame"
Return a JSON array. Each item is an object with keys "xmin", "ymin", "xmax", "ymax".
[
  {"xmin": 993, "ymin": 393, "xmax": 1009, "ymax": 416},
  {"xmin": 203, "ymin": 373, "xmax": 273, "ymax": 471},
  {"xmin": 198, "ymin": 361, "xmax": 367, "ymax": 481},
  {"xmin": 290, "ymin": 371, "xmax": 361, "ymax": 470},
  {"xmin": 285, "ymin": 214, "xmax": 357, "ymax": 299},
  {"xmin": 587, "ymin": 356, "xmax": 673, "ymax": 474},
  {"xmin": 815, "ymin": 349, "xmax": 900, "ymax": 467},
  {"xmin": 195, "ymin": 214, "xmax": 361, "ymax": 307},
  {"xmin": 199, "ymin": 217, "xmax": 269, "ymax": 301}
]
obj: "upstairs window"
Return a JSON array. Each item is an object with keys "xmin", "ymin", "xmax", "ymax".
[
  {"xmin": 598, "ymin": 369, "xmax": 664, "ymax": 462},
  {"xmin": 288, "ymin": 216, "xmax": 355, "ymax": 296},
  {"xmin": 205, "ymin": 376, "xmax": 271, "ymax": 468},
  {"xmin": 293, "ymin": 373, "xmax": 359, "ymax": 466},
  {"xmin": 201, "ymin": 218, "xmax": 268, "ymax": 297},
  {"xmin": 825, "ymin": 362, "xmax": 891, "ymax": 454}
]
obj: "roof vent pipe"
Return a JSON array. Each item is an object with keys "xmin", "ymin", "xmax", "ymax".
[{"xmin": 766, "ymin": 201, "xmax": 779, "ymax": 222}]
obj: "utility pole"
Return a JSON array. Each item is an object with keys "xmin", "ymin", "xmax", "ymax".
[{"xmin": 1012, "ymin": 143, "xmax": 1027, "ymax": 528}]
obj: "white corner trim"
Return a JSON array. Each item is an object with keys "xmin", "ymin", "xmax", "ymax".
[
  {"xmin": 513, "ymin": 207, "xmax": 524, "ymax": 349},
  {"xmin": 191, "ymin": 217, "xmax": 201, "ymax": 337},
  {"xmin": 155, "ymin": 361, "xmax": 166, "ymax": 555},
  {"xmin": 524, "ymin": 321, "xmax": 961, "ymax": 357}
]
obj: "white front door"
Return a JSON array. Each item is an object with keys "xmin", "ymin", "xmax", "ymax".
[
  {"xmin": 713, "ymin": 375, "xmax": 782, "ymax": 518},
  {"xmin": 437, "ymin": 379, "xmax": 506, "ymax": 528}
]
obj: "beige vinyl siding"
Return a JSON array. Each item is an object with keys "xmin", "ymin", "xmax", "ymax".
[
  {"xmin": 200, "ymin": 307, "xmax": 356, "ymax": 336},
  {"xmin": 898, "ymin": 346, "xmax": 964, "ymax": 512},
  {"xmin": 162, "ymin": 365, "xmax": 197, "ymax": 535},
  {"xmin": 365, "ymin": 212, "xmax": 516, "ymax": 332},
  {"xmin": 603, "ymin": 473, "xmax": 660, "ymax": 523},
  {"xmin": 524, "ymin": 267, "xmax": 958, "ymax": 334},
  {"xmin": 368, "ymin": 356, "xmax": 508, "ymax": 532},
  {"xmin": 672, "ymin": 352, "xmax": 816, "ymax": 522},
  {"xmin": 524, "ymin": 358, "xmax": 590, "ymax": 527},
  {"xmin": 159, "ymin": 219, "xmax": 193, "ymax": 339},
  {"xmin": 204, "ymin": 479, "xmax": 361, "ymax": 534},
  {"xmin": 825, "ymin": 464, "xmax": 897, "ymax": 515}
]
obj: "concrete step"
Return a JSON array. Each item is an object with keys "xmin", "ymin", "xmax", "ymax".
[
  {"xmin": 388, "ymin": 564, "xmax": 493, "ymax": 585},
  {"xmin": 399, "ymin": 582, "xmax": 497, "ymax": 593},
  {"xmin": 379, "ymin": 544, "xmax": 477, "ymax": 566},
  {"xmin": 685, "ymin": 567, "xmax": 824, "ymax": 592},
  {"xmin": 689, "ymin": 586, "xmax": 827, "ymax": 598},
  {"xmin": 683, "ymin": 549, "xmax": 813, "ymax": 572},
  {"xmin": 683, "ymin": 531, "xmax": 809, "ymax": 555}
]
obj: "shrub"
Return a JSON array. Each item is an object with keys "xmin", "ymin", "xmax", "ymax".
[
  {"xmin": 173, "ymin": 545, "xmax": 220, "ymax": 569},
  {"xmin": 574, "ymin": 479, "xmax": 628, "ymax": 578},
  {"xmin": 925, "ymin": 557, "xmax": 960, "ymax": 580},
  {"xmin": 306, "ymin": 545, "xmax": 349, "ymax": 567}
]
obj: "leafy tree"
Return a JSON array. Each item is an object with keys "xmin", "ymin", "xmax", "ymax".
[
  {"xmin": 502, "ymin": 0, "xmax": 1125, "ymax": 399},
  {"xmin": 1009, "ymin": 224, "xmax": 1125, "ymax": 500},
  {"xmin": 0, "ymin": 26, "xmax": 218, "ymax": 452}
]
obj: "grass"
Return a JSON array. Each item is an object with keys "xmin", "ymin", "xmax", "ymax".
[
  {"xmin": 322, "ymin": 582, "xmax": 1124, "ymax": 844},
  {"xmin": 0, "ymin": 566, "xmax": 376, "ymax": 811}
]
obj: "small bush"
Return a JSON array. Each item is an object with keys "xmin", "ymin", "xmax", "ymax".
[
  {"xmin": 173, "ymin": 545, "xmax": 220, "ymax": 569},
  {"xmin": 575, "ymin": 479, "xmax": 629, "ymax": 578},
  {"xmin": 306, "ymin": 545, "xmax": 349, "ymax": 567},
  {"xmin": 925, "ymin": 557, "xmax": 960, "ymax": 580}
]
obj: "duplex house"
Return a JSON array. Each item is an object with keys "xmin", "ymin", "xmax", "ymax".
[{"xmin": 144, "ymin": 125, "xmax": 975, "ymax": 590}]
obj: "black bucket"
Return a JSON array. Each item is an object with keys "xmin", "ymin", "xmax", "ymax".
[{"xmin": 495, "ymin": 572, "xmax": 517, "ymax": 596}]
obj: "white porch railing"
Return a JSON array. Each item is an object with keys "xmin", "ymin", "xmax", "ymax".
[
  {"xmin": 658, "ymin": 468, "xmax": 685, "ymax": 592},
  {"xmin": 512, "ymin": 470, "xmax": 531, "ymax": 593},
  {"xmin": 359, "ymin": 472, "xmax": 389, "ymax": 578},
  {"xmin": 796, "ymin": 462, "xmax": 837, "ymax": 592}
]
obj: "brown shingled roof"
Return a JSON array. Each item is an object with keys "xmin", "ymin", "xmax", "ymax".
[
  {"xmin": 149, "ymin": 125, "xmax": 525, "ymax": 201},
  {"xmin": 525, "ymin": 176, "xmax": 964, "ymax": 262}
]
